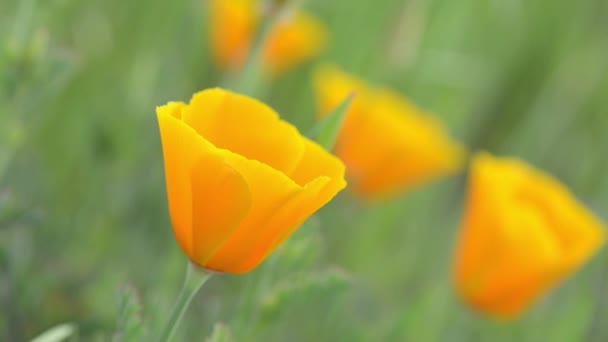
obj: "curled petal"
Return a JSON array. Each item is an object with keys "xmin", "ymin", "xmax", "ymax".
[
  {"xmin": 289, "ymin": 139, "xmax": 347, "ymax": 192},
  {"xmin": 235, "ymin": 176, "xmax": 333, "ymax": 273},
  {"xmin": 205, "ymin": 149, "xmax": 304, "ymax": 273},
  {"xmin": 183, "ymin": 89, "xmax": 306, "ymax": 176},
  {"xmin": 226, "ymin": 139, "xmax": 348, "ymax": 273},
  {"xmin": 158, "ymin": 107, "xmax": 254, "ymax": 266},
  {"xmin": 190, "ymin": 156, "xmax": 251, "ymax": 267},
  {"xmin": 157, "ymin": 103, "xmax": 197, "ymax": 257}
]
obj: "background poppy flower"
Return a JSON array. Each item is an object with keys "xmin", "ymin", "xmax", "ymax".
[
  {"xmin": 313, "ymin": 64, "xmax": 465, "ymax": 199},
  {"xmin": 453, "ymin": 152, "xmax": 606, "ymax": 318},
  {"xmin": 208, "ymin": 0, "xmax": 327, "ymax": 75}
]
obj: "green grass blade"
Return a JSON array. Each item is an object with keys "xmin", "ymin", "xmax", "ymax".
[{"xmin": 30, "ymin": 323, "xmax": 76, "ymax": 342}]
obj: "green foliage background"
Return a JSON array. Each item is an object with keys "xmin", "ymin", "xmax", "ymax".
[{"xmin": 1, "ymin": 0, "xmax": 608, "ymax": 340}]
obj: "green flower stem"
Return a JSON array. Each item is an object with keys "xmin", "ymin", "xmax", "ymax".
[
  {"xmin": 157, "ymin": 262, "xmax": 213, "ymax": 342},
  {"xmin": 233, "ymin": 0, "xmax": 291, "ymax": 95}
]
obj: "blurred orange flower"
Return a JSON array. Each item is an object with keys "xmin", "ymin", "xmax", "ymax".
[
  {"xmin": 312, "ymin": 64, "xmax": 465, "ymax": 199},
  {"xmin": 453, "ymin": 152, "xmax": 605, "ymax": 318},
  {"xmin": 208, "ymin": 0, "xmax": 327, "ymax": 75},
  {"xmin": 156, "ymin": 88, "xmax": 346, "ymax": 274}
]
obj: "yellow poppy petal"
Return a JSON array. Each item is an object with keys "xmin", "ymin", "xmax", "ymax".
[
  {"xmin": 351, "ymin": 90, "xmax": 464, "ymax": 196},
  {"xmin": 222, "ymin": 139, "xmax": 347, "ymax": 273},
  {"xmin": 453, "ymin": 152, "xmax": 606, "ymax": 318},
  {"xmin": 157, "ymin": 106, "xmax": 252, "ymax": 266},
  {"xmin": 466, "ymin": 270, "xmax": 558, "ymax": 318},
  {"xmin": 157, "ymin": 103, "xmax": 194, "ymax": 257},
  {"xmin": 457, "ymin": 154, "xmax": 562, "ymax": 310},
  {"xmin": 264, "ymin": 12, "xmax": 327, "ymax": 74},
  {"xmin": 206, "ymin": 138, "xmax": 346, "ymax": 273},
  {"xmin": 190, "ymin": 156, "xmax": 252, "ymax": 267},
  {"xmin": 357, "ymin": 141, "xmax": 464, "ymax": 197},
  {"xmin": 208, "ymin": 0, "xmax": 257, "ymax": 68},
  {"xmin": 517, "ymin": 171, "xmax": 606, "ymax": 270},
  {"xmin": 233, "ymin": 176, "xmax": 333, "ymax": 273},
  {"xmin": 205, "ymin": 150, "xmax": 304, "ymax": 273},
  {"xmin": 289, "ymin": 138, "xmax": 347, "ymax": 198},
  {"xmin": 465, "ymin": 206, "xmax": 562, "ymax": 317},
  {"xmin": 182, "ymin": 88, "xmax": 306, "ymax": 176},
  {"xmin": 313, "ymin": 64, "xmax": 464, "ymax": 198}
]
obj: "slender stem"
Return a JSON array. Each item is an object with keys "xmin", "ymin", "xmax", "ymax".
[
  {"xmin": 232, "ymin": 0, "xmax": 290, "ymax": 95},
  {"xmin": 157, "ymin": 262, "xmax": 213, "ymax": 342},
  {"xmin": 232, "ymin": 20, "xmax": 272, "ymax": 95}
]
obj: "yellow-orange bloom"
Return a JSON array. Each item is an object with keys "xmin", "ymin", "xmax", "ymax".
[
  {"xmin": 313, "ymin": 64, "xmax": 465, "ymax": 198},
  {"xmin": 453, "ymin": 152, "xmax": 605, "ymax": 318},
  {"xmin": 208, "ymin": 0, "xmax": 327, "ymax": 75},
  {"xmin": 156, "ymin": 88, "xmax": 346, "ymax": 274}
]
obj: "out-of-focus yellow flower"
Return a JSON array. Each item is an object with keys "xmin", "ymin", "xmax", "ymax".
[
  {"xmin": 453, "ymin": 152, "xmax": 605, "ymax": 318},
  {"xmin": 208, "ymin": 0, "xmax": 326, "ymax": 75},
  {"xmin": 156, "ymin": 88, "xmax": 346, "ymax": 274},
  {"xmin": 312, "ymin": 64, "xmax": 465, "ymax": 198}
]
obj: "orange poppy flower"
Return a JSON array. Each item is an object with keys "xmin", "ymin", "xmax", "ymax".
[
  {"xmin": 453, "ymin": 152, "xmax": 605, "ymax": 318},
  {"xmin": 313, "ymin": 64, "xmax": 465, "ymax": 198},
  {"xmin": 208, "ymin": 0, "xmax": 327, "ymax": 75},
  {"xmin": 156, "ymin": 88, "xmax": 346, "ymax": 274}
]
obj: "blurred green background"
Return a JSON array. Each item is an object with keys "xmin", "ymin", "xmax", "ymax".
[{"xmin": 2, "ymin": 0, "xmax": 608, "ymax": 340}]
